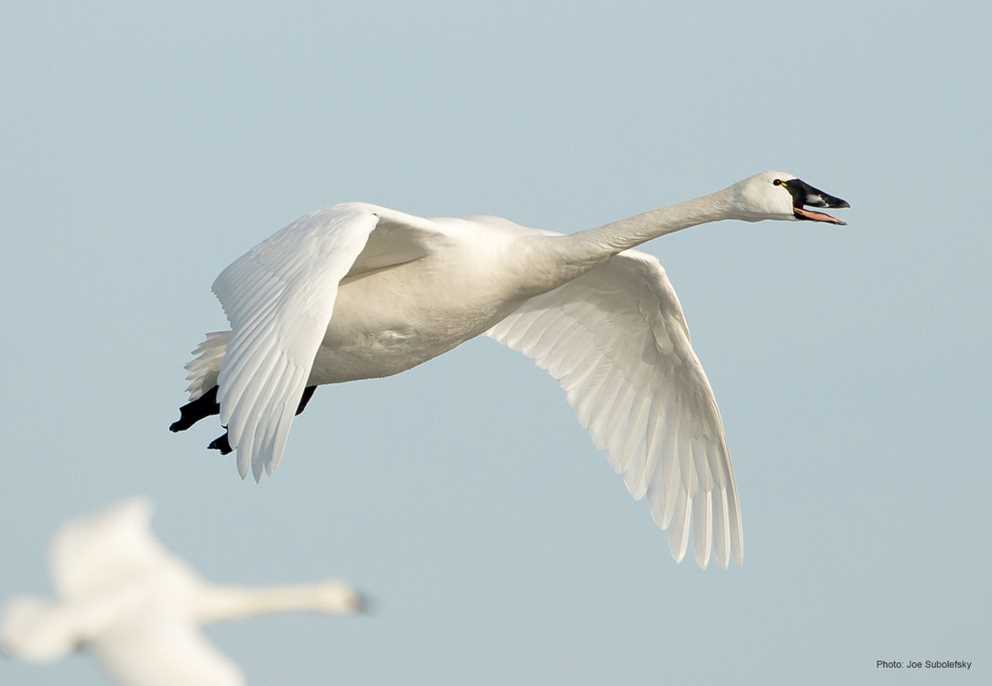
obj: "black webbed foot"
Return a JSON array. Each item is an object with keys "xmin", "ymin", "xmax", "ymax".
[
  {"xmin": 297, "ymin": 385, "xmax": 317, "ymax": 415},
  {"xmin": 170, "ymin": 386, "xmax": 220, "ymax": 432},
  {"xmin": 191, "ymin": 386, "xmax": 316, "ymax": 458},
  {"xmin": 207, "ymin": 432, "xmax": 232, "ymax": 455}
]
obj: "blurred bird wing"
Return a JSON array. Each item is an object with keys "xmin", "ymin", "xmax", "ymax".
[
  {"xmin": 487, "ymin": 247, "xmax": 743, "ymax": 568},
  {"xmin": 212, "ymin": 203, "xmax": 446, "ymax": 480},
  {"xmin": 50, "ymin": 498, "xmax": 185, "ymax": 599},
  {"xmin": 94, "ymin": 619, "xmax": 244, "ymax": 686}
]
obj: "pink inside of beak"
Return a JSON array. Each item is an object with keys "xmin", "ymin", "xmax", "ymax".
[{"xmin": 794, "ymin": 207, "xmax": 846, "ymax": 225}]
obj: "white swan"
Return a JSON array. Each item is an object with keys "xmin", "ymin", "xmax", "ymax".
[
  {"xmin": 0, "ymin": 498, "xmax": 366, "ymax": 686},
  {"xmin": 171, "ymin": 171, "xmax": 848, "ymax": 568}
]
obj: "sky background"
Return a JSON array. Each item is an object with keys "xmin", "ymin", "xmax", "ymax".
[{"xmin": 1, "ymin": 1, "xmax": 989, "ymax": 683}]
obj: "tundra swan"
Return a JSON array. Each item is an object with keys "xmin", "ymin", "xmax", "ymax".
[
  {"xmin": 170, "ymin": 171, "xmax": 848, "ymax": 568},
  {"xmin": 0, "ymin": 498, "xmax": 366, "ymax": 685}
]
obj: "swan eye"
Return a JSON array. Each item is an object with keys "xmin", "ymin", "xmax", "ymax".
[{"xmin": 773, "ymin": 179, "xmax": 783, "ymax": 186}]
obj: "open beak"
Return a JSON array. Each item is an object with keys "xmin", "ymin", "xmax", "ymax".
[{"xmin": 785, "ymin": 179, "xmax": 850, "ymax": 225}]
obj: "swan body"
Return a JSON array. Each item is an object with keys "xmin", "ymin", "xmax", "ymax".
[
  {"xmin": 0, "ymin": 498, "xmax": 366, "ymax": 686},
  {"xmin": 173, "ymin": 171, "xmax": 849, "ymax": 569},
  {"xmin": 312, "ymin": 214, "xmax": 542, "ymax": 382}
]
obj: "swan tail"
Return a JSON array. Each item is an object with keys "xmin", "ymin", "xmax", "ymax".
[
  {"xmin": 0, "ymin": 597, "xmax": 73, "ymax": 662},
  {"xmin": 183, "ymin": 331, "xmax": 230, "ymax": 402},
  {"xmin": 168, "ymin": 332, "xmax": 229, "ymax": 433}
]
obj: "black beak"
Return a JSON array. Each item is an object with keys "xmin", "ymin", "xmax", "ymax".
[
  {"xmin": 355, "ymin": 591, "xmax": 374, "ymax": 615},
  {"xmin": 784, "ymin": 178, "xmax": 850, "ymax": 225},
  {"xmin": 785, "ymin": 178, "xmax": 849, "ymax": 209}
]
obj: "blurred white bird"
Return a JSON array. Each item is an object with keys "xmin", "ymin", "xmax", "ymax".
[
  {"xmin": 171, "ymin": 171, "xmax": 849, "ymax": 568},
  {"xmin": 0, "ymin": 498, "xmax": 366, "ymax": 686}
]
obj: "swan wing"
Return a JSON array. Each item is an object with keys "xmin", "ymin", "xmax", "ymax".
[
  {"xmin": 212, "ymin": 203, "xmax": 444, "ymax": 480},
  {"xmin": 487, "ymin": 249, "xmax": 743, "ymax": 568},
  {"xmin": 94, "ymin": 619, "xmax": 244, "ymax": 686},
  {"xmin": 50, "ymin": 498, "xmax": 186, "ymax": 600}
]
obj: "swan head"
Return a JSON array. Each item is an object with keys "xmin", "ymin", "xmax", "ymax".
[
  {"xmin": 729, "ymin": 171, "xmax": 850, "ymax": 225},
  {"xmin": 310, "ymin": 581, "xmax": 370, "ymax": 615}
]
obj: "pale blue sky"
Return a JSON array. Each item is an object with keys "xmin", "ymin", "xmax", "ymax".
[{"xmin": 1, "ymin": 1, "xmax": 989, "ymax": 683}]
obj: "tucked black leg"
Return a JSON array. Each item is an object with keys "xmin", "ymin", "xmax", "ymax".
[
  {"xmin": 202, "ymin": 386, "xmax": 316, "ymax": 457},
  {"xmin": 296, "ymin": 385, "xmax": 317, "ymax": 415},
  {"xmin": 170, "ymin": 386, "xmax": 220, "ymax": 432},
  {"xmin": 208, "ymin": 432, "xmax": 232, "ymax": 455}
]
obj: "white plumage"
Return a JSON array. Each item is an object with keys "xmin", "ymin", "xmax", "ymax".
[
  {"xmin": 0, "ymin": 498, "xmax": 366, "ymax": 686},
  {"xmin": 175, "ymin": 170, "xmax": 848, "ymax": 569},
  {"xmin": 213, "ymin": 206, "xmax": 381, "ymax": 480},
  {"xmin": 487, "ymin": 250, "xmax": 741, "ymax": 567}
]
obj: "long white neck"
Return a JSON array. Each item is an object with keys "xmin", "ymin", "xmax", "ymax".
[
  {"xmin": 524, "ymin": 187, "xmax": 737, "ymax": 290},
  {"xmin": 195, "ymin": 582, "xmax": 359, "ymax": 624},
  {"xmin": 580, "ymin": 189, "xmax": 734, "ymax": 252}
]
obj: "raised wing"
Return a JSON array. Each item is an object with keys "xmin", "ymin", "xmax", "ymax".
[
  {"xmin": 487, "ymin": 249, "xmax": 743, "ymax": 569},
  {"xmin": 50, "ymin": 498, "xmax": 182, "ymax": 600},
  {"xmin": 212, "ymin": 203, "xmax": 442, "ymax": 480}
]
